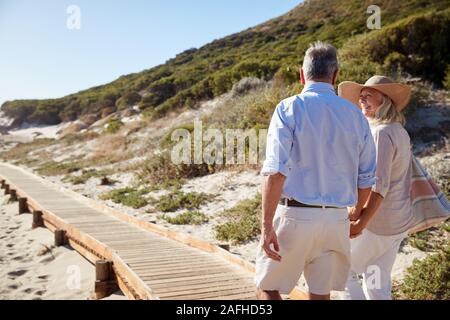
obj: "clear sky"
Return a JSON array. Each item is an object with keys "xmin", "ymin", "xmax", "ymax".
[{"xmin": 0, "ymin": 0, "xmax": 301, "ymax": 106}]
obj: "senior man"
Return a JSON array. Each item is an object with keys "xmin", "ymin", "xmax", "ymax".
[{"xmin": 255, "ymin": 41, "xmax": 377, "ymax": 300}]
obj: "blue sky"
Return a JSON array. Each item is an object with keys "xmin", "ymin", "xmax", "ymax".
[{"xmin": 0, "ymin": 0, "xmax": 301, "ymax": 106}]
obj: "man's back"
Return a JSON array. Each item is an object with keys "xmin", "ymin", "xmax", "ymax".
[{"xmin": 262, "ymin": 82, "xmax": 376, "ymax": 207}]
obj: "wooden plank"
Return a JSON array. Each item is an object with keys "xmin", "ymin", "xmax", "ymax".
[
  {"xmin": 157, "ymin": 283, "xmax": 255, "ymax": 298},
  {"xmin": 152, "ymin": 278, "xmax": 253, "ymax": 294},
  {"xmin": 116, "ymin": 246, "xmax": 183, "ymax": 255},
  {"xmin": 110, "ymin": 253, "xmax": 156, "ymax": 300},
  {"xmin": 162, "ymin": 286, "xmax": 255, "ymax": 300},
  {"xmin": 130, "ymin": 261, "xmax": 226, "ymax": 272},
  {"xmin": 146, "ymin": 272, "xmax": 250, "ymax": 287},
  {"xmin": 122, "ymin": 252, "xmax": 204, "ymax": 263},
  {"xmin": 134, "ymin": 266, "xmax": 235, "ymax": 279},
  {"xmin": 121, "ymin": 256, "xmax": 221, "ymax": 266},
  {"xmin": 67, "ymin": 238, "xmax": 102, "ymax": 264},
  {"xmin": 201, "ymin": 292, "xmax": 257, "ymax": 300},
  {"xmin": 132, "ymin": 262, "xmax": 233, "ymax": 274}
]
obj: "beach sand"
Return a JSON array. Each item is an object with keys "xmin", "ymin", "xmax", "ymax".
[{"xmin": 0, "ymin": 192, "xmax": 126, "ymax": 300}]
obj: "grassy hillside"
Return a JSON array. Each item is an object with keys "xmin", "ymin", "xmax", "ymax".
[{"xmin": 2, "ymin": 0, "xmax": 449, "ymax": 127}]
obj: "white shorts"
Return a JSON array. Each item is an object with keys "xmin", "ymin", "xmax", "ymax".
[
  {"xmin": 255, "ymin": 205, "xmax": 351, "ymax": 295},
  {"xmin": 345, "ymin": 229, "xmax": 408, "ymax": 300},
  {"xmin": 350, "ymin": 229, "xmax": 408, "ymax": 274}
]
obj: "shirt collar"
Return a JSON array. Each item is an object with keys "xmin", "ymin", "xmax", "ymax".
[{"xmin": 302, "ymin": 82, "xmax": 336, "ymax": 95}]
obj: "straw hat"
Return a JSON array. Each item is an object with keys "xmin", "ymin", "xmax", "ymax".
[{"xmin": 338, "ymin": 75, "xmax": 411, "ymax": 111}]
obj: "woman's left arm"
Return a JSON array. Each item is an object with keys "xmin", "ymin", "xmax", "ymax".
[{"xmin": 350, "ymin": 130, "xmax": 395, "ymax": 238}]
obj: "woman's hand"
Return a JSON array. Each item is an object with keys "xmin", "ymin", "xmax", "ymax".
[{"xmin": 350, "ymin": 218, "xmax": 367, "ymax": 239}]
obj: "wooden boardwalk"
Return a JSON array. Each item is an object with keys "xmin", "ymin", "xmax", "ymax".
[{"xmin": 0, "ymin": 163, "xmax": 303, "ymax": 300}]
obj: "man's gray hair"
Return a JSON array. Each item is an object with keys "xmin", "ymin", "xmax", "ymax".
[{"xmin": 302, "ymin": 41, "xmax": 338, "ymax": 81}]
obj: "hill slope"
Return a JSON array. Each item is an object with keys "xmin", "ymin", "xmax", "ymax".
[{"xmin": 1, "ymin": 0, "xmax": 449, "ymax": 128}]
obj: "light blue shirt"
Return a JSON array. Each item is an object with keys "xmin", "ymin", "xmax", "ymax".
[{"xmin": 261, "ymin": 82, "xmax": 377, "ymax": 207}]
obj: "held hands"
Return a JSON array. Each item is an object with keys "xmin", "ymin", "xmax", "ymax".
[
  {"xmin": 350, "ymin": 209, "xmax": 368, "ymax": 239},
  {"xmin": 348, "ymin": 206, "xmax": 362, "ymax": 221},
  {"xmin": 261, "ymin": 225, "xmax": 282, "ymax": 262}
]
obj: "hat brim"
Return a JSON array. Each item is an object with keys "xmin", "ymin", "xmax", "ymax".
[{"xmin": 338, "ymin": 81, "xmax": 411, "ymax": 111}]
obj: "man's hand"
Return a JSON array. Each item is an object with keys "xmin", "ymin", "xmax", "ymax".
[
  {"xmin": 261, "ymin": 226, "xmax": 281, "ymax": 261},
  {"xmin": 348, "ymin": 206, "xmax": 362, "ymax": 221},
  {"xmin": 350, "ymin": 219, "xmax": 366, "ymax": 239}
]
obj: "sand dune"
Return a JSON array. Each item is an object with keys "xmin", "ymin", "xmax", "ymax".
[{"xmin": 0, "ymin": 192, "xmax": 126, "ymax": 300}]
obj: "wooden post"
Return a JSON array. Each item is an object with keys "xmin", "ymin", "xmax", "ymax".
[
  {"xmin": 94, "ymin": 260, "xmax": 118, "ymax": 299},
  {"xmin": 18, "ymin": 197, "xmax": 29, "ymax": 214},
  {"xmin": 9, "ymin": 189, "xmax": 17, "ymax": 202},
  {"xmin": 32, "ymin": 210, "xmax": 44, "ymax": 229},
  {"xmin": 55, "ymin": 229, "xmax": 66, "ymax": 246},
  {"xmin": 4, "ymin": 184, "xmax": 10, "ymax": 195}
]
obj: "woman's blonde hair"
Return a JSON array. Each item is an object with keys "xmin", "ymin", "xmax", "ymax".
[{"xmin": 369, "ymin": 93, "xmax": 406, "ymax": 126}]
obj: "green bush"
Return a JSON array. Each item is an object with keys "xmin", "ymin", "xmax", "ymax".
[
  {"xmin": 117, "ymin": 91, "xmax": 142, "ymax": 109},
  {"xmin": 443, "ymin": 65, "xmax": 450, "ymax": 90},
  {"xmin": 160, "ymin": 211, "xmax": 209, "ymax": 225},
  {"xmin": 135, "ymin": 151, "xmax": 216, "ymax": 188},
  {"xmin": 409, "ymin": 230, "xmax": 431, "ymax": 252},
  {"xmin": 214, "ymin": 194, "xmax": 261, "ymax": 244},
  {"xmin": 398, "ymin": 246, "xmax": 450, "ymax": 300},
  {"xmin": 155, "ymin": 191, "xmax": 210, "ymax": 212},
  {"xmin": 0, "ymin": 139, "xmax": 56, "ymax": 162},
  {"xmin": 36, "ymin": 161, "xmax": 83, "ymax": 176},
  {"xmin": 105, "ymin": 119, "xmax": 124, "ymax": 134},
  {"xmin": 99, "ymin": 187, "xmax": 149, "ymax": 209},
  {"xmin": 63, "ymin": 169, "xmax": 113, "ymax": 185}
]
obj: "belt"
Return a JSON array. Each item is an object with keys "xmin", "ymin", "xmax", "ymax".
[{"xmin": 279, "ymin": 198, "xmax": 345, "ymax": 209}]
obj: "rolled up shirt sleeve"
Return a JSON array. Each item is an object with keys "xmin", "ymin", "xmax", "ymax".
[
  {"xmin": 261, "ymin": 103, "xmax": 294, "ymax": 177},
  {"xmin": 358, "ymin": 119, "xmax": 377, "ymax": 189},
  {"xmin": 372, "ymin": 130, "xmax": 395, "ymax": 197}
]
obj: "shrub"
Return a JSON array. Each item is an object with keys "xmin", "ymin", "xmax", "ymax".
[
  {"xmin": 230, "ymin": 77, "xmax": 267, "ymax": 97},
  {"xmin": 36, "ymin": 161, "xmax": 83, "ymax": 176},
  {"xmin": 0, "ymin": 139, "xmax": 55, "ymax": 162},
  {"xmin": 214, "ymin": 194, "xmax": 261, "ymax": 244},
  {"xmin": 99, "ymin": 187, "xmax": 149, "ymax": 209},
  {"xmin": 397, "ymin": 246, "xmax": 450, "ymax": 300},
  {"xmin": 443, "ymin": 65, "xmax": 450, "ymax": 90},
  {"xmin": 117, "ymin": 91, "xmax": 142, "ymax": 109},
  {"xmin": 105, "ymin": 119, "xmax": 124, "ymax": 134},
  {"xmin": 408, "ymin": 230, "xmax": 432, "ymax": 252},
  {"xmin": 160, "ymin": 211, "xmax": 209, "ymax": 225},
  {"xmin": 135, "ymin": 151, "xmax": 216, "ymax": 188},
  {"xmin": 64, "ymin": 169, "xmax": 114, "ymax": 185},
  {"xmin": 155, "ymin": 191, "xmax": 210, "ymax": 212}
]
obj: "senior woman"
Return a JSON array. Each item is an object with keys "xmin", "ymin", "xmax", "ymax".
[{"xmin": 338, "ymin": 76, "xmax": 415, "ymax": 300}]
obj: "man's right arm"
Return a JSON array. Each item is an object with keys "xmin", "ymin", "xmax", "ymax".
[
  {"xmin": 261, "ymin": 173, "xmax": 285, "ymax": 261},
  {"xmin": 349, "ymin": 187, "xmax": 371, "ymax": 221},
  {"xmin": 260, "ymin": 102, "xmax": 294, "ymax": 261},
  {"xmin": 352, "ymin": 119, "xmax": 377, "ymax": 220}
]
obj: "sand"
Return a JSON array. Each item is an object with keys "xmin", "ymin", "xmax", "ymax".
[
  {"xmin": 0, "ymin": 192, "xmax": 126, "ymax": 300},
  {"xmin": 7, "ymin": 123, "xmax": 71, "ymax": 141}
]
